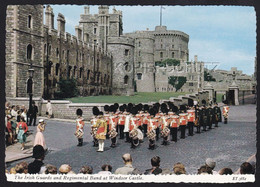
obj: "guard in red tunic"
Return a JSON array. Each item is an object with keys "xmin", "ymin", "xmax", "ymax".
[
  {"xmin": 118, "ymin": 105, "xmax": 126, "ymax": 139},
  {"xmin": 142, "ymin": 104, "xmax": 150, "ymax": 137},
  {"xmin": 147, "ymin": 107, "xmax": 157, "ymax": 150},
  {"xmin": 75, "ymin": 109, "xmax": 84, "ymax": 147},
  {"xmin": 187, "ymin": 107, "xmax": 195, "ymax": 136},
  {"xmin": 179, "ymin": 105, "xmax": 188, "ymax": 139},
  {"xmin": 108, "ymin": 105, "xmax": 118, "ymax": 148},
  {"xmin": 103, "ymin": 105, "xmax": 110, "ymax": 139},
  {"xmin": 160, "ymin": 107, "xmax": 170, "ymax": 146},
  {"xmin": 170, "ymin": 112, "xmax": 179, "ymax": 142},
  {"xmin": 129, "ymin": 106, "xmax": 141, "ymax": 149}
]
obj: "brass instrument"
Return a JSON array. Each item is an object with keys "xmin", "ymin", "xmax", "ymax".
[{"xmin": 129, "ymin": 128, "xmax": 138, "ymax": 140}]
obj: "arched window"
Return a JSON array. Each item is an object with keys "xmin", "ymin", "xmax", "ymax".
[
  {"xmin": 28, "ymin": 15, "xmax": 32, "ymax": 28},
  {"xmin": 73, "ymin": 66, "xmax": 77, "ymax": 77},
  {"xmin": 138, "ymin": 41, "xmax": 141, "ymax": 47},
  {"xmin": 48, "ymin": 45, "xmax": 52, "ymax": 56},
  {"xmin": 87, "ymin": 70, "xmax": 90, "ymax": 80},
  {"xmin": 172, "ymin": 52, "xmax": 175, "ymax": 58},
  {"xmin": 48, "ymin": 61, "xmax": 53, "ymax": 74},
  {"xmin": 160, "ymin": 52, "xmax": 163, "ymax": 58},
  {"xmin": 79, "ymin": 67, "xmax": 83, "ymax": 78},
  {"xmin": 27, "ymin": 44, "xmax": 33, "ymax": 60},
  {"xmin": 138, "ymin": 62, "xmax": 141, "ymax": 68},
  {"xmin": 124, "ymin": 62, "xmax": 129, "ymax": 71},
  {"xmin": 44, "ymin": 44, "xmax": 47, "ymax": 55},
  {"xmin": 56, "ymin": 48, "xmax": 59, "ymax": 57},
  {"xmin": 139, "ymin": 51, "xmax": 141, "ymax": 56},
  {"xmin": 124, "ymin": 75, "xmax": 129, "ymax": 84},
  {"xmin": 56, "ymin": 63, "xmax": 60, "ymax": 76}
]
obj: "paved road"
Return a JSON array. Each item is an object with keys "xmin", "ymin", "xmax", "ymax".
[{"xmin": 6, "ymin": 104, "xmax": 256, "ymax": 174}]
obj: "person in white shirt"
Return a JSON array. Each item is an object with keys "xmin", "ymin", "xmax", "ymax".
[{"xmin": 46, "ymin": 100, "xmax": 53, "ymax": 118}]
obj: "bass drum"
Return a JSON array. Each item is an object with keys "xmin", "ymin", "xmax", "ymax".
[{"xmin": 137, "ymin": 128, "xmax": 144, "ymax": 141}]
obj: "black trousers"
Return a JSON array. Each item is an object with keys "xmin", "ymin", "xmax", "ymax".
[
  {"xmin": 224, "ymin": 118, "xmax": 228, "ymax": 124},
  {"xmin": 172, "ymin": 127, "xmax": 178, "ymax": 142},
  {"xmin": 208, "ymin": 118, "xmax": 213, "ymax": 129},
  {"xmin": 125, "ymin": 132, "xmax": 130, "ymax": 142},
  {"xmin": 214, "ymin": 121, "xmax": 219, "ymax": 127},
  {"xmin": 188, "ymin": 122, "xmax": 194, "ymax": 136},
  {"xmin": 29, "ymin": 115, "xmax": 37, "ymax": 126},
  {"xmin": 131, "ymin": 138, "xmax": 139, "ymax": 148},
  {"xmin": 162, "ymin": 136, "xmax": 168, "ymax": 145},
  {"xmin": 143, "ymin": 124, "xmax": 147, "ymax": 137},
  {"xmin": 156, "ymin": 128, "xmax": 159, "ymax": 141},
  {"xmin": 119, "ymin": 125, "xmax": 124, "ymax": 139},
  {"xmin": 180, "ymin": 125, "xmax": 186, "ymax": 139},
  {"xmin": 111, "ymin": 137, "xmax": 116, "ymax": 145},
  {"xmin": 202, "ymin": 122, "xmax": 207, "ymax": 131},
  {"xmin": 93, "ymin": 137, "xmax": 98, "ymax": 146},
  {"xmin": 197, "ymin": 124, "xmax": 201, "ymax": 133},
  {"xmin": 78, "ymin": 138, "xmax": 83, "ymax": 146},
  {"xmin": 149, "ymin": 139, "xmax": 155, "ymax": 149}
]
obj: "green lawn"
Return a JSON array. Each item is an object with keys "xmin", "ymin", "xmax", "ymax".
[{"xmin": 68, "ymin": 92, "xmax": 190, "ymax": 104}]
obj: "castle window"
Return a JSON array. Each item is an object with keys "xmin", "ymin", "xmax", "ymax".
[
  {"xmin": 189, "ymin": 83, "xmax": 194, "ymax": 86},
  {"xmin": 55, "ymin": 63, "xmax": 60, "ymax": 76},
  {"xmin": 124, "ymin": 62, "xmax": 129, "ymax": 71},
  {"xmin": 68, "ymin": 66, "xmax": 72, "ymax": 77},
  {"xmin": 73, "ymin": 66, "xmax": 77, "ymax": 77},
  {"xmin": 48, "ymin": 45, "xmax": 52, "ymax": 56},
  {"xmin": 56, "ymin": 48, "xmax": 59, "ymax": 58},
  {"xmin": 125, "ymin": 49, "xmax": 129, "ymax": 56},
  {"xmin": 79, "ymin": 67, "xmax": 83, "ymax": 78},
  {"xmin": 87, "ymin": 70, "xmax": 90, "ymax": 80},
  {"xmin": 138, "ymin": 62, "xmax": 141, "ymax": 68},
  {"xmin": 27, "ymin": 44, "xmax": 33, "ymax": 60},
  {"xmin": 28, "ymin": 15, "xmax": 32, "ymax": 29},
  {"xmin": 172, "ymin": 52, "xmax": 175, "ymax": 58},
  {"xmin": 48, "ymin": 61, "xmax": 53, "ymax": 74},
  {"xmin": 172, "ymin": 45, "xmax": 174, "ymax": 48},
  {"xmin": 137, "ymin": 73, "xmax": 142, "ymax": 80},
  {"xmin": 161, "ymin": 44, "xmax": 163, "ymax": 48},
  {"xmin": 160, "ymin": 52, "xmax": 163, "ymax": 58},
  {"xmin": 94, "ymin": 28, "xmax": 97, "ymax": 34},
  {"xmin": 139, "ymin": 51, "xmax": 141, "ymax": 56},
  {"xmin": 138, "ymin": 41, "xmax": 141, "ymax": 47},
  {"xmin": 124, "ymin": 75, "xmax": 129, "ymax": 84},
  {"xmin": 44, "ymin": 44, "xmax": 47, "ymax": 55}
]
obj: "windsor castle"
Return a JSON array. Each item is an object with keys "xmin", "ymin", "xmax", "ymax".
[{"xmin": 5, "ymin": 5, "xmax": 253, "ymax": 100}]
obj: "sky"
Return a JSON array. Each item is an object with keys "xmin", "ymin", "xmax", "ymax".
[{"xmin": 49, "ymin": 5, "xmax": 256, "ymax": 76}]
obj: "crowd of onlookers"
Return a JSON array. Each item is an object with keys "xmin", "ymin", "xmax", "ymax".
[{"xmin": 6, "ymin": 145, "xmax": 255, "ymax": 175}]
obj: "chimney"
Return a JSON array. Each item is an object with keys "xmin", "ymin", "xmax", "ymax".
[
  {"xmin": 45, "ymin": 5, "xmax": 54, "ymax": 29},
  {"xmin": 84, "ymin": 6, "xmax": 90, "ymax": 14},
  {"xmin": 57, "ymin": 13, "xmax": 65, "ymax": 33},
  {"xmin": 75, "ymin": 26, "xmax": 82, "ymax": 41},
  {"xmin": 194, "ymin": 55, "xmax": 198, "ymax": 63}
]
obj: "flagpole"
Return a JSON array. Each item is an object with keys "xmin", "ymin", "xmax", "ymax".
[{"xmin": 160, "ymin": 6, "xmax": 162, "ymax": 26}]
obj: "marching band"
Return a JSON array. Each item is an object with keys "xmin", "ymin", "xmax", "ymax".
[{"xmin": 75, "ymin": 101, "xmax": 226, "ymax": 152}]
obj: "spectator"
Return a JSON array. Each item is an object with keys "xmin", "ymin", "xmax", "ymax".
[
  {"xmin": 11, "ymin": 105, "xmax": 17, "ymax": 119},
  {"xmin": 6, "ymin": 115, "xmax": 13, "ymax": 145},
  {"xmin": 9, "ymin": 167, "xmax": 17, "ymax": 174},
  {"xmin": 197, "ymin": 165, "xmax": 212, "ymax": 175},
  {"xmin": 46, "ymin": 100, "xmax": 53, "ymax": 118},
  {"xmin": 79, "ymin": 165, "xmax": 93, "ymax": 174},
  {"xmin": 28, "ymin": 145, "xmax": 45, "ymax": 174},
  {"xmin": 15, "ymin": 161, "xmax": 28, "ymax": 174},
  {"xmin": 16, "ymin": 117, "xmax": 28, "ymax": 150},
  {"xmin": 28, "ymin": 101, "xmax": 38, "ymax": 126},
  {"xmin": 205, "ymin": 158, "xmax": 218, "ymax": 174},
  {"xmin": 98, "ymin": 165, "xmax": 112, "ymax": 175},
  {"xmin": 114, "ymin": 153, "xmax": 140, "ymax": 175},
  {"xmin": 219, "ymin": 168, "xmax": 233, "ymax": 175},
  {"xmin": 21, "ymin": 109, "xmax": 28, "ymax": 123},
  {"xmin": 44, "ymin": 164, "xmax": 57, "ymax": 174},
  {"xmin": 144, "ymin": 156, "xmax": 162, "ymax": 175},
  {"xmin": 59, "ymin": 164, "xmax": 74, "ymax": 174},
  {"xmin": 173, "ymin": 162, "xmax": 186, "ymax": 175},
  {"xmin": 240, "ymin": 162, "xmax": 253, "ymax": 174}
]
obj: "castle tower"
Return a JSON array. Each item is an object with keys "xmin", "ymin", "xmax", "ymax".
[
  {"xmin": 6, "ymin": 5, "xmax": 44, "ymax": 98},
  {"xmin": 107, "ymin": 36, "xmax": 135, "ymax": 95}
]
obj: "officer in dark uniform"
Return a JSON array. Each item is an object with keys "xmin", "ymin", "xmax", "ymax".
[
  {"xmin": 207, "ymin": 104, "xmax": 213, "ymax": 129},
  {"xmin": 143, "ymin": 104, "xmax": 150, "ymax": 137},
  {"xmin": 195, "ymin": 104, "xmax": 201, "ymax": 133},
  {"xmin": 212, "ymin": 103, "xmax": 222, "ymax": 127},
  {"xmin": 201, "ymin": 105, "xmax": 208, "ymax": 131}
]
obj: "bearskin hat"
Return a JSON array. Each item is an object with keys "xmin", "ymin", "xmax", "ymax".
[
  {"xmin": 172, "ymin": 105, "xmax": 179, "ymax": 113},
  {"xmin": 76, "ymin": 108, "xmax": 83, "ymax": 116},
  {"xmin": 114, "ymin": 103, "xmax": 119, "ymax": 110},
  {"xmin": 149, "ymin": 107, "xmax": 156, "ymax": 116},
  {"xmin": 109, "ymin": 105, "xmax": 115, "ymax": 113},
  {"xmin": 143, "ymin": 104, "xmax": 149, "ymax": 112},
  {"xmin": 99, "ymin": 111, "xmax": 104, "ymax": 116},
  {"xmin": 179, "ymin": 105, "xmax": 187, "ymax": 113},
  {"xmin": 119, "ymin": 105, "xmax": 124, "ymax": 112},
  {"xmin": 104, "ymin": 105, "xmax": 109, "ymax": 112},
  {"xmin": 131, "ymin": 106, "xmax": 138, "ymax": 115},
  {"xmin": 92, "ymin": 106, "xmax": 100, "ymax": 116},
  {"xmin": 188, "ymin": 98, "xmax": 194, "ymax": 107}
]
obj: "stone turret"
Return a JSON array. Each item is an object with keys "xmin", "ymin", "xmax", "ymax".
[
  {"xmin": 45, "ymin": 5, "xmax": 54, "ymax": 29},
  {"xmin": 57, "ymin": 13, "xmax": 65, "ymax": 33}
]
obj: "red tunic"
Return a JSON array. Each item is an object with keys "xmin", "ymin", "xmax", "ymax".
[
  {"xmin": 170, "ymin": 115, "xmax": 179, "ymax": 128},
  {"xmin": 118, "ymin": 114, "xmax": 125, "ymax": 125},
  {"xmin": 187, "ymin": 110, "xmax": 195, "ymax": 122},
  {"xmin": 179, "ymin": 113, "xmax": 188, "ymax": 126}
]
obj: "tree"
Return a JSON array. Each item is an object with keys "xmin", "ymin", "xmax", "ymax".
[
  {"xmin": 54, "ymin": 78, "xmax": 79, "ymax": 99},
  {"xmin": 168, "ymin": 76, "xmax": 187, "ymax": 91}
]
